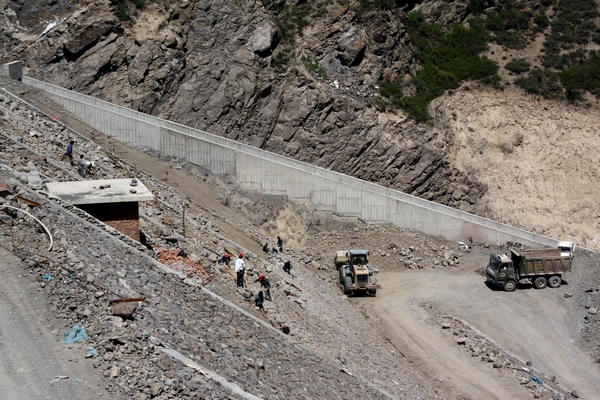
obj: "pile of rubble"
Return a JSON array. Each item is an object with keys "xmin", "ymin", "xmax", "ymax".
[{"xmin": 1, "ymin": 143, "xmax": 388, "ymax": 399}]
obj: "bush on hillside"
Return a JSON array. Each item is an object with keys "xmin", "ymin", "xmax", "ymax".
[
  {"xmin": 379, "ymin": 12, "xmax": 498, "ymax": 122},
  {"xmin": 468, "ymin": 0, "xmax": 488, "ymax": 15},
  {"xmin": 560, "ymin": 52, "xmax": 600, "ymax": 98},
  {"xmin": 505, "ymin": 58, "xmax": 531, "ymax": 74},
  {"xmin": 515, "ymin": 68, "xmax": 563, "ymax": 99}
]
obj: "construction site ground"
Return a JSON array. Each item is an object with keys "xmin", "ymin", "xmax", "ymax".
[{"xmin": 1, "ymin": 77, "xmax": 600, "ymax": 400}]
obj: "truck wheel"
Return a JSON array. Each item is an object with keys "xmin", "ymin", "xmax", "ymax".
[
  {"xmin": 533, "ymin": 277, "xmax": 547, "ymax": 289},
  {"xmin": 548, "ymin": 276, "xmax": 561, "ymax": 288},
  {"xmin": 339, "ymin": 267, "xmax": 345, "ymax": 284},
  {"xmin": 503, "ymin": 280, "xmax": 516, "ymax": 292},
  {"xmin": 370, "ymin": 289, "xmax": 377, "ymax": 297},
  {"xmin": 343, "ymin": 276, "xmax": 352, "ymax": 295}
]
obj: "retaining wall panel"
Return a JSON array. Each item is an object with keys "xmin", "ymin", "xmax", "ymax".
[{"xmin": 311, "ymin": 189, "xmax": 336, "ymax": 209}]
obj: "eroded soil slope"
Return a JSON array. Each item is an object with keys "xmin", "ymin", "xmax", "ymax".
[{"xmin": 433, "ymin": 86, "xmax": 600, "ymax": 250}]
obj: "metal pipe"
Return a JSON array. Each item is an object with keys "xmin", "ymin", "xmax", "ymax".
[{"xmin": 1, "ymin": 205, "xmax": 53, "ymax": 251}]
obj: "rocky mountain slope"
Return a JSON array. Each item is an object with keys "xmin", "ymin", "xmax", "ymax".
[
  {"xmin": 1, "ymin": 0, "xmax": 599, "ymax": 251},
  {"xmin": 0, "ymin": 0, "xmax": 486, "ymax": 206}
]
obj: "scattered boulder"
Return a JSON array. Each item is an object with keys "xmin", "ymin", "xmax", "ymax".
[{"xmin": 248, "ymin": 22, "xmax": 281, "ymax": 56}]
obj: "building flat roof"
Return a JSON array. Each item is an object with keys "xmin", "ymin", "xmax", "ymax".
[{"xmin": 46, "ymin": 179, "xmax": 154, "ymax": 205}]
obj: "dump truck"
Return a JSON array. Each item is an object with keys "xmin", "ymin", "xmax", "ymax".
[
  {"xmin": 335, "ymin": 249, "xmax": 377, "ymax": 296},
  {"xmin": 486, "ymin": 248, "xmax": 572, "ymax": 292}
]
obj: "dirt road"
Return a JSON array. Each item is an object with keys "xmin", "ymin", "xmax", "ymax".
[
  {"xmin": 369, "ymin": 254, "xmax": 600, "ymax": 400},
  {"xmin": 0, "ymin": 246, "xmax": 107, "ymax": 399}
]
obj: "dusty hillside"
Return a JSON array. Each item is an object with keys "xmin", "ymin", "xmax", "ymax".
[{"xmin": 431, "ymin": 86, "xmax": 600, "ymax": 250}]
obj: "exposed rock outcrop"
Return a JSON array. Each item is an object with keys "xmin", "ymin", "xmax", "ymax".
[{"xmin": 1, "ymin": 0, "xmax": 488, "ymax": 211}]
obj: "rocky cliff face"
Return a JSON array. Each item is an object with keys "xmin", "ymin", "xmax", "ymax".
[{"xmin": 1, "ymin": 0, "xmax": 487, "ymax": 210}]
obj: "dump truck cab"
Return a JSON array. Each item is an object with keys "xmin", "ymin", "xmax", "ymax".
[
  {"xmin": 486, "ymin": 253, "xmax": 517, "ymax": 291},
  {"xmin": 557, "ymin": 241, "xmax": 575, "ymax": 258},
  {"xmin": 336, "ymin": 249, "xmax": 377, "ymax": 296}
]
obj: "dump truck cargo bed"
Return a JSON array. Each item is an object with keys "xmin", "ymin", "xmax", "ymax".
[{"xmin": 510, "ymin": 249, "xmax": 572, "ymax": 277}]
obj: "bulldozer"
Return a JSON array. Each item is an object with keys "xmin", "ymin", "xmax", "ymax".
[{"xmin": 335, "ymin": 249, "xmax": 377, "ymax": 296}]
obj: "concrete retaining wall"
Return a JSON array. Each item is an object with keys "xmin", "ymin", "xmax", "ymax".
[
  {"xmin": 1, "ymin": 61, "xmax": 22, "ymax": 81},
  {"xmin": 23, "ymin": 76, "xmax": 559, "ymax": 248}
]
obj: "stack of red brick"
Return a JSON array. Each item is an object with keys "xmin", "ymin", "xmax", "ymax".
[{"xmin": 155, "ymin": 247, "xmax": 210, "ymax": 283}]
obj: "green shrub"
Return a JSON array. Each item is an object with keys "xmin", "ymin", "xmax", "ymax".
[
  {"xmin": 358, "ymin": 0, "xmax": 397, "ymax": 11},
  {"xmin": 271, "ymin": 48, "xmax": 295, "ymax": 72},
  {"xmin": 114, "ymin": 9, "xmax": 130, "ymax": 21},
  {"xmin": 379, "ymin": 11, "xmax": 498, "ymax": 122},
  {"xmin": 494, "ymin": 30, "xmax": 528, "ymax": 49},
  {"xmin": 301, "ymin": 55, "xmax": 327, "ymax": 79},
  {"xmin": 515, "ymin": 68, "xmax": 563, "ymax": 99},
  {"xmin": 534, "ymin": 12, "xmax": 550, "ymax": 31},
  {"xmin": 468, "ymin": 0, "xmax": 488, "ymax": 15},
  {"xmin": 505, "ymin": 58, "xmax": 531, "ymax": 74},
  {"xmin": 133, "ymin": 0, "xmax": 145, "ymax": 9},
  {"xmin": 560, "ymin": 52, "xmax": 600, "ymax": 98},
  {"xmin": 379, "ymin": 80, "xmax": 404, "ymax": 100},
  {"xmin": 542, "ymin": 0, "xmax": 598, "ymax": 65},
  {"xmin": 481, "ymin": 4, "xmax": 535, "ymax": 49},
  {"xmin": 481, "ymin": 73, "xmax": 504, "ymax": 90},
  {"xmin": 544, "ymin": 54, "xmax": 571, "ymax": 70}
]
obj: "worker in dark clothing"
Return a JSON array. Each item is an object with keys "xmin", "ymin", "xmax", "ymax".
[
  {"xmin": 283, "ymin": 260, "xmax": 292, "ymax": 274},
  {"xmin": 254, "ymin": 274, "xmax": 272, "ymax": 301},
  {"xmin": 254, "ymin": 290, "xmax": 265, "ymax": 314},
  {"xmin": 277, "ymin": 236, "xmax": 283, "ymax": 252},
  {"xmin": 218, "ymin": 253, "xmax": 231, "ymax": 266},
  {"xmin": 262, "ymin": 243, "xmax": 269, "ymax": 253},
  {"xmin": 62, "ymin": 140, "xmax": 75, "ymax": 165},
  {"xmin": 280, "ymin": 323, "xmax": 290, "ymax": 334}
]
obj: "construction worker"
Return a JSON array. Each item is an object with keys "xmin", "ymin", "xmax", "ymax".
[
  {"xmin": 234, "ymin": 253, "xmax": 245, "ymax": 288},
  {"xmin": 62, "ymin": 140, "xmax": 75, "ymax": 166},
  {"xmin": 283, "ymin": 260, "xmax": 292, "ymax": 274},
  {"xmin": 218, "ymin": 253, "xmax": 231, "ymax": 266},
  {"xmin": 77, "ymin": 154, "xmax": 86, "ymax": 177},
  {"xmin": 254, "ymin": 274, "xmax": 272, "ymax": 301},
  {"xmin": 254, "ymin": 290, "xmax": 266, "ymax": 314}
]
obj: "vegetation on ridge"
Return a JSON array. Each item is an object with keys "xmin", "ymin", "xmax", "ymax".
[{"xmin": 378, "ymin": 11, "xmax": 498, "ymax": 122}]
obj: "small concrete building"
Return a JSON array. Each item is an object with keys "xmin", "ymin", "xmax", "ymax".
[{"xmin": 46, "ymin": 178, "xmax": 153, "ymax": 241}]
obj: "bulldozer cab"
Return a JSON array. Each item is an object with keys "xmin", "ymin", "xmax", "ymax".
[
  {"xmin": 349, "ymin": 250, "xmax": 371, "ymax": 285},
  {"xmin": 348, "ymin": 249, "xmax": 369, "ymax": 267},
  {"xmin": 351, "ymin": 254, "xmax": 368, "ymax": 265}
]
